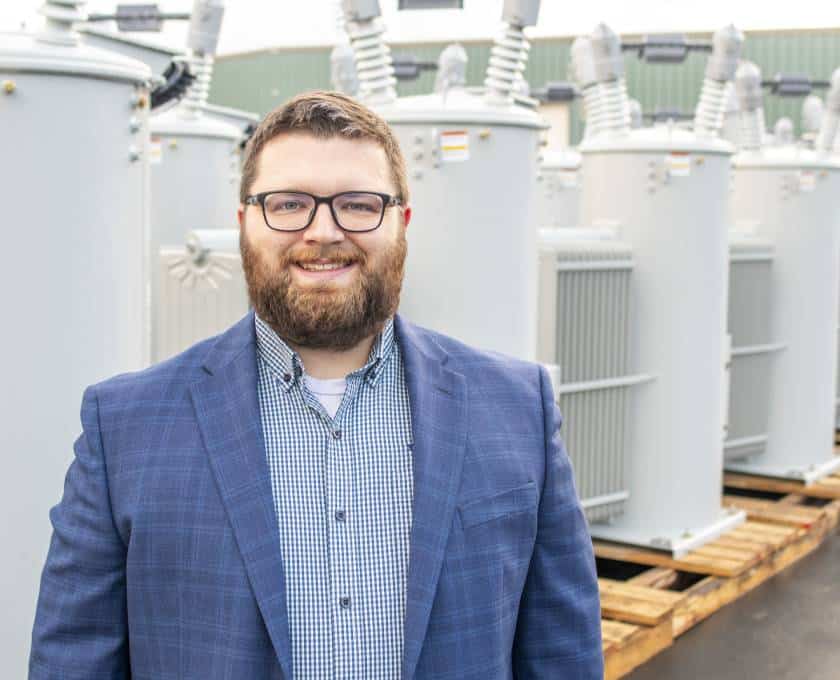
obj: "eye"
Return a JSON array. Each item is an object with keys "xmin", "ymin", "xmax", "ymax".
[
  {"xmin": 265, "ymin": 193, "xmax": 311, "ymax": 214},
  {"xmin": 346, "ymin": 201, "xmax": 377, "ymax": 213}
]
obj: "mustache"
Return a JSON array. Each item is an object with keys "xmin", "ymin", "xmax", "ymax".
[{"xmin": 281, "ymin": 245, "xmax": 367, "ymax": 267}]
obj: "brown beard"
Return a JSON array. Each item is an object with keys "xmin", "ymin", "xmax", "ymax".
[{"xmin": 240, "ymin": 228, "xmax": 407, "ymax": 351}]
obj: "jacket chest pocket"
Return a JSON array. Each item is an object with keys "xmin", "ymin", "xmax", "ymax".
[{"xmin": 457, "ymin": 480, "xmax": 538, "ymax": 530}]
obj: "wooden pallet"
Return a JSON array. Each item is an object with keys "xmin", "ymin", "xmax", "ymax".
[
  {"xmin": 598, "ymin": 491, "xmax": 840, "ymax": 678},
  {"xmin": 724, "ymin": 471, "xmax": 840, "ymax": 500},
  {"xmin": 599, "ymin": 579, "xmax": 684, "ymax": 679},
  {"xmin": 593, "ymin": 520, "xmax": 796, "ymax": 578}
]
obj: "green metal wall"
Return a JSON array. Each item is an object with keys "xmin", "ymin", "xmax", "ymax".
[{"xmin": 210, "ymin": 29, "xmax": 840, "ymax": 143}]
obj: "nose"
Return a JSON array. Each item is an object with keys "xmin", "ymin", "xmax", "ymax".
[{"xmin": 302, "ymin": 202, "xmax": 345, "ymax": 245}]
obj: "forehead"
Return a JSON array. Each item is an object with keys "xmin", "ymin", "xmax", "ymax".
[{"xmin": 253, "ymin": 132, "xmax": 393, "ymax": 193}]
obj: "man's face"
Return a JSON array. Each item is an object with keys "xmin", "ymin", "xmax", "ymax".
[{"xmin": 238, "ymin": 132, "xmax": 411, "ymax": 351}]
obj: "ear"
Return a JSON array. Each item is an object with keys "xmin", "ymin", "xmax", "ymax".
[
  {"xmin": 237, "ymin": 204, "xmax": 246, "ymax": 230},
  {"xmin": 402, "ymin": 205, "xmax": 412, "ymax": 230}
]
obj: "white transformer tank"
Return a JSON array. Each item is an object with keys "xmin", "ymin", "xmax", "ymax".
[
  {"xmin": 726, "ymin": 148, "xmax": 840, "ymax": 483},
  {"xmin": 0, "ymin": 3, "xmax": 151, "ymax": 673},
  {"xmin": 536, "ymin": 148, "xmax": 582, "ymax": 228},
  {"xmin": 150, "ymin": 0, "xmax": 243, "ymax": 361},
  {"xmin": 380, "ymin": 92, "xmax": 543, "ymax": 359},
  {"xmin": 580, "ymin": 126, "xmax": 744, "ymax": 554},
  {"xmin": 158, "ymin": 229, "xmax": 249, "ymax": 359}
]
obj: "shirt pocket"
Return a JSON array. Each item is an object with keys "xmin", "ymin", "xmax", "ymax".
[{"xmin": 457, "ymin": 481, "xmax": 538, "ymax": 530}]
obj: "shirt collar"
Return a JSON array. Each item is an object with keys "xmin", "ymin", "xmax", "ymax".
[{"xmin": 254, "ymin": 313, "xmax": 396, "ymax": 392}]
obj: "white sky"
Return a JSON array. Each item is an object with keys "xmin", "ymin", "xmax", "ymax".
[{"xmin": 3, "ymin": 1, "xmax": 839, "ymax": 56}]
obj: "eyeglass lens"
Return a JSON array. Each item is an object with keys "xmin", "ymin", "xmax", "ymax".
[{"xmin": 263, "ymin": 192, "xmax": 385, "ymax": 231}]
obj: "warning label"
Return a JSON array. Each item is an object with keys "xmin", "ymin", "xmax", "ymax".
[
  {"xmin": 666, "ymin": 152, "xmax": 691, "ymax": 177},
  {"xmin": 440, "ymin": 130, "xmax": 469, "ymax": 163},
  {"xmin": 149, "ymin": 136, "xmax": 162, "ymax": 165}
]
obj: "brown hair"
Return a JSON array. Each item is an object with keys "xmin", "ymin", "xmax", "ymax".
[{"xmin": 239, "ymin": 90, "xmax": 409, "ymax": 205}]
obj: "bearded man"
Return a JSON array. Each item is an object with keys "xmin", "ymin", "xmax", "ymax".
[{"xmin": 30, "ymin": 91, "xmax": 602, "ymax": 679}]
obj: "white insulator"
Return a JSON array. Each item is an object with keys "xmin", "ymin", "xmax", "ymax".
[
  {"xmin": 693, "ymin": 25, "xmax": 743, "ymax": 137},
  {"xmin": 484, "ymin": 23, "xmax": 531, "ymax": 104},
  {"xmin": 735, "ymin": 61, "xmax": 765, "ymax": 151},
  {"xmin": 738, "ymin": 109, "xmax": 766, "ymax": 150},
  {"xmin": 580, "ymin": 84, "xmax": 603, "ymax": 138},
  {"xmin": 773, "ymin": 117, "xmax": 794, "ymax": 145},
  {"xmin": 816, "ymin": 68, "xmax": 840, "ymax": 153},
  {"xmin": 187, "ymin": 0, "xmax": 225, "ymax": 57},
  {"xmin": 694, "ymin": 78, "xmax": 731, "ymax": 137},
  {"xmin": 331, "ymin": 43, "xmax": 359, "ymax": 95},
  {"xmin": 802, "ymin": 95, "xmax": 824, "ymax": 139},
  {"xmin": 37, "ymin": 0, "xmax": 85, "ymax": 45},
  {"xmin": 346, "ymin": 18, "xmax": 396, "ymax": 105},
  {"xmin": 435, "ymin": 43, "xmax": 468, "ymax": 93},
  {"xmin": 596, "ymin": 79, "xmax": 631, "ymax": 134},
  {"xmin": 571, "ymin": 36, "xmax": 604, "ymax": 137},
  {"xmin": 585, "ymin": 23, "xmax": 630, "ymax": 136},
  {"xmin": 185, "ymin": 52, "xmax": 213, "ymax": 112}
]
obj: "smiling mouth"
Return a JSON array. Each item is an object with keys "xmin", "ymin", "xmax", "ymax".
[
  {"xmin": 296, "ymin": 261, "xmax": 354, "ymax": 272},
  {"xmin": 292, "ymin": 259, "xmax": 358, "ymax": 280}
]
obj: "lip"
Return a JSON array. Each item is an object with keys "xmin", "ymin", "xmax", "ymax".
[{"xmin": 291, "ymin": 262, "xmax": 357, "ymax": 282}]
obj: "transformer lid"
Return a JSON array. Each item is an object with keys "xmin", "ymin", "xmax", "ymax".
[
  {"xmin": 734, "ymin": 146, "xmax": 840, "ymax": 170},
  {"xmin": 538, "ymin": 227, "xmax": 633, "ymax": 257},
  {"xmin": 728, "ymin": 231, "xmax": 775, "ymax": 256},
  {"xmin": 579, "ymin": 125, "xmax": 734, "ymax": 156},
  {"xmin": 151, "ymin": 103, "xmax": 244, "ymax": 140},
  {"xmin": 78, "ymin": 25, "xmax": 183, "ymax": 76},
  {"xmin": 541, "ymin": 148, "xmax": 582, "ymax": 170},
  {"xmin": 376, "ymin": 88, "xmax": 545, "ymax": 129},
  {"xmin": 0, "ymin": 30, "xmax": 151, "ymax": 84}
]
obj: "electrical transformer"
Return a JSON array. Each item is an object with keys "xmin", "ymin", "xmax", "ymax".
[
  {"xmin": 0, "ymin": 3, "xmax": 151, "ymax": 672},
  {"xmin": 574, "ymin": 23, "xmax": 746, "ymax": 556},
  {"xmin": 536, "ymin": 148, "xmax": 582, "ymax": 228},
  {"xmin": 726, "ymin": 64, "xmax": 840, "ymax": 484},
  {"xmin": 344, "ymin": 0, "xmax": 545, "ymax": 360},
  {"xmin": 149, "ymin": 0, "xmax": 244, "ymax": 361}
]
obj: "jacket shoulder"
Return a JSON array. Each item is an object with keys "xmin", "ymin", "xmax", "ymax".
[
  {"xmin": 88, "ymin": 333, "xmax": 219, "ymax": 405},
  {"xmin": 403, "ymin": 321, "xmax": 545, "ymax": 398}
]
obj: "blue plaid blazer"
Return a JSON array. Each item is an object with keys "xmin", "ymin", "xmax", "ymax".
[{"xmin": 30, "ymin": 311, "xmax": 603, "ymax": 679}]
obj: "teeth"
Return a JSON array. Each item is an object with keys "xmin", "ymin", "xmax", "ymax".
[{"xmin": 299, "ymin": 262, "xmax": 349, "ymax": 271}]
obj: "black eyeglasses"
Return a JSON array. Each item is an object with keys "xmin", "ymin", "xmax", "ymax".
[{"xmin": 244, "ymin": 190, "xmax": 403, "ymax": 233}]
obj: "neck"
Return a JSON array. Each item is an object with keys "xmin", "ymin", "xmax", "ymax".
[{"xmin": 288, "ymin": 334, "xmax": 377, "ymax": 380}]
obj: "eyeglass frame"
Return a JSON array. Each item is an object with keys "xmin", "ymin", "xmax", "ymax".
[{"xmin": 244, "ymin": 190, "xmax": 403, "ymax": 233}]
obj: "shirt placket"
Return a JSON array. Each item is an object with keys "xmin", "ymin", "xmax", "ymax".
[{"xmin": 326, "ymin": 376, "xmax": 363, "ymax": 679}]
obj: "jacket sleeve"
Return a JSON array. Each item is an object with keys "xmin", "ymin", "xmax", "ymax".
[
  {"xmin": 29, "ymin": 385, "xmax": 130, "ymax": 679},
  {"xmin": 512, "ymin": 365, "xmax": 604, "ymax": 679}
]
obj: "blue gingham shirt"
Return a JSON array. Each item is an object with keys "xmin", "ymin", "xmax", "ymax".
[{"xmin": 255, "ymin": 314, "xmax": 414, "ymax": 679}]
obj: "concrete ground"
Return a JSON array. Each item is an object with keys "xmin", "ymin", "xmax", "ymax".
[{"xmin": 627, "ymin": 529, "xmax": 840, "ymax": 680}]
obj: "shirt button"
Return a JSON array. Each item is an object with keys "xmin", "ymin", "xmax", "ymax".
[
  {"xmin": 339, "ymin": 596, "xmax": 351, "ymax": 609},
  {"xmin": 332, "ymin": 429, "xmax": 342, "ymax": 440},
  {"xmin": 335, "ymin": 510, "xmax": 346, "ymax": 522},
  {"xmin": 282, "ymin": 373, "xmax": 291, "ymax": 383}
]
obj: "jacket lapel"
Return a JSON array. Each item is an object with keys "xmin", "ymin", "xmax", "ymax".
[
  {"xmin": 395, "ymin": 316, "xmax": 468, "ymax": 680},
  {"xmin": 189, "ymin": 312, "xmax": 293, "ymax": 678}
]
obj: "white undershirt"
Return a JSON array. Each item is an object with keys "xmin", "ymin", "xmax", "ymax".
[{"xmin": 304, "ymin": 375, "xmax": 348, "ymax": 419}]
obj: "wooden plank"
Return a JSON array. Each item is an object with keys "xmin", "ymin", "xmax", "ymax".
[
  {"xmin": 723, "ymin": 494, "xmax": 825, "ymax": 528},
  {"xmin": 777, "ymin": 493, "xmax": 808, "ymax": 505},
  {"xmin": 592, "ymin": 539, "xmax": 752, "ymax": 578},
  {"xmin": 598, "ymin": 578, "xmax": 683, "ymax": 626},
  {"xmin": 627, "ymin": 567, "xmax": 679, "ymax": 589},
  {"xmin": 594, "ymin": 520, "xmax": 797, "ymax": 578},
  {"xmin": 724, "ymin": 472, "xmax": 840, "ymax": 500},
  {"xmin": 670, "ymin": 514, "xmax": 832, "ymax": 636},
  {"xmin": 603, "ymin": 618, "xmax": 673, "ymax": 680}
]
